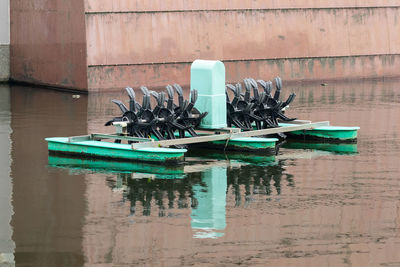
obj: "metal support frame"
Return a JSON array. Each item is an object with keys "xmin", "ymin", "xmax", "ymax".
[
  {"xmin": 68, "ymin": 133, "xmax": 151, "ymax": 143},
  {"xmin": 66, "ymin": 120, "xmax": 330, "ymax": 149},
  {"xmin": 131, "ymin": 121, "xmax": 329, "ymax": 149}
]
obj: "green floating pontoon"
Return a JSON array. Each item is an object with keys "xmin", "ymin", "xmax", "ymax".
[
  {"xmin": 46, "ymin": 137, "xmax": 187, "ymax": 163},
  {"xmin": 280, "ymin": 123, "xmax": 360, "ymax": 142},
  {"xmin": 45, "ymin": 121, "xmax": 344, "ymax": 164},
  {"xmin": 209, "ymin": 137, "xmax": 278, "ymax": 152},
  {"xmin": 173, "ymin": 131, "xmax": 278, "ymax": 153}
]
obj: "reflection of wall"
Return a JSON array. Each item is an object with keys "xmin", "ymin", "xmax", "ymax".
[
  {"xmin": 0, "ymin": 85, "xmax": 14, "ymax": 265},
  {"xmin": 83, "ymin": 173, "xmax": 195, "ymax": 265},
  {"xmin": 0, "ymin": 0, "xmax": 9, "ymax": 81},
  {"xmin": 10, "ymin": 86, "xmax": 88, "ymax": 265}
]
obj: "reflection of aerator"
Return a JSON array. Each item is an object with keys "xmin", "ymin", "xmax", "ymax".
[
  {"xmin": 109, "ymin": 160, "xmax": 292, "ymax": 239},
  {"xmin": 227, "ymin": 160, "xmax": 293, "ymax": 205},
  {"xmin": 120, "ymin": 173, "xmax": 201, "ymax": 217}
]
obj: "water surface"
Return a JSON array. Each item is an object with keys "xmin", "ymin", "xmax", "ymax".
[{"xmin": 1, "ymin": 80, "xmax": 400, "ymax": 266}]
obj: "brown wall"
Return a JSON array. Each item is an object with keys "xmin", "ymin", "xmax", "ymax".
[
  {"xmin": 84, "ymin": 0, "xmax": 400, "ymax": 12},
  {"xmin": 85, "ymin": 5, "xmax": 400, "ymax": 90},
  {"xmin": 86, "ymin": 8, "xmax": 400, "ymax": 65},
  {"xmin": 9, "ymin": 1, "xmax": 400, "ymax": 91},
  {"xmin": 10, "ymin": 0, "xmax": 88, "ymax": 90}
]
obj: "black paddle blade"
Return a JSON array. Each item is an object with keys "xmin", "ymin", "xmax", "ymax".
[
  {"xmin": 166, "ymin": 85, "xmax": 174, "ymax": 99},
  {"xmin": 150, "ymin": 91, "xmax": 159, "ymax": 99},
  {"xmin": 190, "ymin": 89, "xmax": 198, "ymax": 104},
  {"xmin": 282, "ymin": 93, "xmax": 296, "ymax": 108},
  {"xmin": 225, "ymin": 89, "xmax": 231, "ymax": 103},
  {"xmin": 173, "ymin": 84, "xmax": 184, "ymax": 108},
  {"xmin": 257, "ymin": 79, "xmax": 267, "ymax": 90},
  {"xmin": 243, "ymin": 79, "xmax": 251, "ymax": 102},
  {"xmin": 226, "ymin": 84, "xmax": 236, "ymax": 93},
  {"xmin": 125, "ymin": 87, "xmax": 136, "ymax": 112},
  {"xmin": 265, "ymin": 81, "xmax": 273, "ymax": 97},
  {"xmin": 166, "ymin": 85, "xmax": 174, "ymax": 110},
  {"xmin": 111, "ymin": 99, "xmax": 128, "ymax": 113},
  {"xmin": 125, "ymin": 87, "xmax": 135, "ymax": 99},
  {"xmin": 140, "ymin": 86, "xmax": 149, "ymax": 95},
  {"xmin": 274, "ymin": 77, "xmax": 282, "ymax": 100}
]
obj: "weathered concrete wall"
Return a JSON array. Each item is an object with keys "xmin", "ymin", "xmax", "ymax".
[
  {"xmin": 10, "ymin": 0, "xmax": 88, "ymax": 90},
  {"xmin": 86, "ymin": 8, "xmax": 400, "ymax": 66},
  {"xmin": 8, "ymin": 1, "xmax": 400, "ymax": 90},
  {"xmin": 85, "ymin": 0, "xmax": 400, "ymax": 12},
  {"xmin": 88, "ymin": 55, "xmax": 400, "ymax": 91},
  {"xmin": 85, "ymin": 6, "xmax": 400, "ymax": 90},
  {"xmin": 0, "ymin": 0, "xmax": 10, "ymax": 81}
]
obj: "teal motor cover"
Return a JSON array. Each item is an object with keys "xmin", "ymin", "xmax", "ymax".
[{"xmin": 191, "ymin": 59, "xmax": 227, "ymax": 129}]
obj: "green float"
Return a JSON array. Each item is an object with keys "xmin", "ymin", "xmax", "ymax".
[
  {"xmin": 280, "ymin": 123, "xmax": 360, "ymax": 142},
  {"xmin": 46, "ymin": 137, "xmax": 187, "ymax": 163}
]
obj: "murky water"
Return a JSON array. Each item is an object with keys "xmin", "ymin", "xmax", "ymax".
[{"xmin": 1, "ymin": 80, "xmax": 400, "ymax": 266}]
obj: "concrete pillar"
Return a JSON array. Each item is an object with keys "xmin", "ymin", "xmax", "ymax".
[{"xmin": 0, "ymin": 0, "xmax": 10, "ymax": 81}]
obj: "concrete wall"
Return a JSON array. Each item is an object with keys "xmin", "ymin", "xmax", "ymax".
[
  {"xmin": 9, "ymin": 1, "xmax": 400, "ymax": 90},
  {"xmin": 10, "ymin": 0, "xmax": 88, "ymax": 90},
  {"xmin": 0, "ymin": 0, "xmax": 10, "ymax": 81},
  {"xmin": 85, "ymin": 2, "xmax": 400, "ymax": 90},
  {"xmin": 84, "ymin": 0, "xmax": 400, "ymax": 12}
]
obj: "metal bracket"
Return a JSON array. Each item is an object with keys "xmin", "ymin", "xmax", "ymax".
[{"xmin": 131, "ymin": 121, "xmax": 330, "ymax": 149}]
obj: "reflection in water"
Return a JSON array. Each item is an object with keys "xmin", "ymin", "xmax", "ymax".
[
  {"xmin": 191, "ymin": 167, "xmax": 227, "ymax": 239},
  {"xmin": 49, "ymin": 153, "xmax": 290, "ymax": 240},
  {"xmin": 84, "ymin": 159, "xmax": 290, "ymax": 239},
  {"xmin": 10, "ymin": 86, "xmax": 87, "ymax": 266},
  {"xmin": 48, "ymin": 155, "xmax": 186, "ymax": 178},
  {"xmin": 122, "ymin": 172, "xmax": 200, "ymax": 217},
  {"xmin": 0, "ymin": 85, "xmax": 15, "ymax": 266},
  {"xmin": 110, "ymin": 167, "xmax": 226, "ymax": 238},
  {"xmin": 227, "ymin": 160, "xmax": 293, "ymax": 204},
  {"xmin": 282, "ymin": 140, "xmax": 358, "ymax": 155}
]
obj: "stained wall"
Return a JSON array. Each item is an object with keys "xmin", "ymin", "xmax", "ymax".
[
  {"xmin": 0, "ymin": 0, "xmax": 10, "ymax": 81},
  {"xmin": 9, "ymin": 1, "xmax": 400, "ymax": 90},
  {"xmin": 85, "ymin": 1, "xmax": 400, "ymax": 90},
  {"xmin": 10, "ymin": 0, "xmax": 88, "ymax": 90}
]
